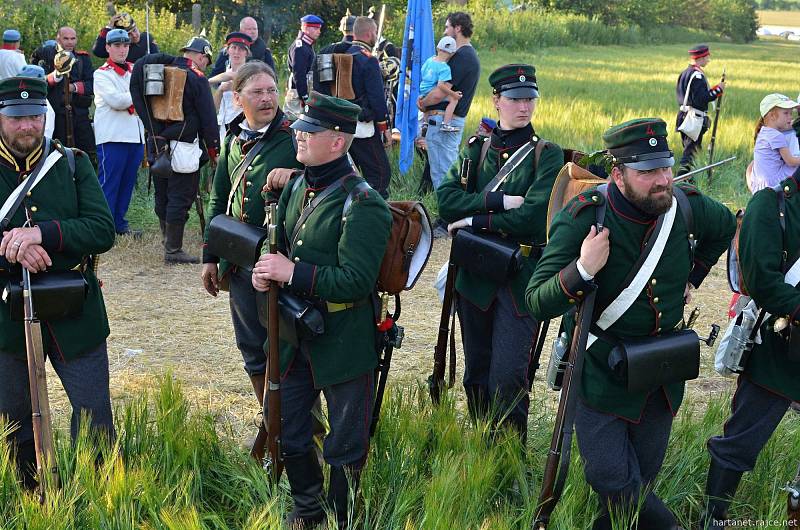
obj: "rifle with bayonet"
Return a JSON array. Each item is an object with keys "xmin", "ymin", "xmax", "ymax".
[
  {"xmin": 372, "ymin": 4, "xmax": 387, "ymax": 55},
  {"xmin": 250, "ymin": 203, "xmax": 283, "ymax": 480},
  {"xmin": 706, "ymin": 68, "xmax": 726, "ymax": 187},
  {"xmin": 675, "ymin": 156, "xmax": 736, "ymax": 183},
  {"xmin": 21, "ymin": 232, "xmax": 60, "ymax": 501},
  {"xmin": 428, "ymin": 156, "xmax": 471, "ymax": 404}
]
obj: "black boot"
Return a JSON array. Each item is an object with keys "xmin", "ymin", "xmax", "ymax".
[
  {"xmin": 699, "ymin": 461, "xmax": 743, "ymax": 530},
  {"xmin": 636, "ymin": 492, "xmax": 679, "ymax": 529},
  {"xmin": 328, "ymin": 465, "xmax": 361, "ymax": 529},
  {"xmin": 14, "ymin": 441, "xmax": 38, "ymax": 491},
  {"xmin": 284, "ymin": 451, "xmax": 325, "ymax": 529},
  {"xmin": 164, "ymin": 223, "xmax": 199, "ymax": 264}
]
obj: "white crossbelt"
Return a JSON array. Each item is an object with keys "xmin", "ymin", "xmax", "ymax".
[
  {"xmin": 0, "ymin": 150, "xmax": 63, "ymax": 222},
  {"xmin": 586, "ymin": 197, "xmax": 677, "ymax": 348}
]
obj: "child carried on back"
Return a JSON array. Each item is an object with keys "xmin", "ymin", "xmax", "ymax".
[{"xmin": 419, "ymin": 36, "xmax": 462, "ymax": 132}]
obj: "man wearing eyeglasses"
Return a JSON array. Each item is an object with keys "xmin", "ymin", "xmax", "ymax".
[
  {"xmin": 201, "ymin": 61, "xmax": 300, "ymax": 414},
  {"xmin": 252, "ymin": 91, "xmax": 391, "ymax": 529}
]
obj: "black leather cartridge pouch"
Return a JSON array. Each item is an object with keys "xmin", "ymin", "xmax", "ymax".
[
  {"xmin": 206, "ymin": 214, "xmax": 268, "ymax": 271},
  {"xmin": 449, "ymin": 228, "xmax": 523, "ymax": 284},
  {"xmin": 607, "ymin": 329, "xmax": 700, "ymax": 393},
  {"xmin": 3, "ymin": 271, "xmax": 88, "ymax": 322}
]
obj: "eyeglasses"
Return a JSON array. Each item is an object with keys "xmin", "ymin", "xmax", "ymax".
[
  {"xmin": 241, "ymin": 87, "xmax": 279, "ymax": 99},
  {"xmin": 294, "ymin": 130, "xmax": 337, "ymax": 140}
]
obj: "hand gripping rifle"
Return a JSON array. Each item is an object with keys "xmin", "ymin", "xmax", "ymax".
[
  {"xmin": 532, "ymin": 288, "xmax": 597, "ymax": 529},
  {"xmin": 22, "ymin": 228, "xmax": 60, "ymax": 501},
  {"xmin": 706, "ymin": 68, "xmax": 726, "ymax": 187},
  {"xmin": 264, "ymin": 203, "xmax": 283, "ymax": 480}
]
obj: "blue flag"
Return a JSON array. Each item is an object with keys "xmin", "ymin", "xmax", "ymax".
[{"xmin": 396, "ymin": 0, "xmax": 435, "ymax": 174}]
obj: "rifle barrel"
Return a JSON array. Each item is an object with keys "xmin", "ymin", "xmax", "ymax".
[
  {"xmin": 266, "ymin": 203, "xmax": 283, "ymax": 481},
  {"xmin": 674, "ymin": 156, "xmax": 736, "ymax": 183}
]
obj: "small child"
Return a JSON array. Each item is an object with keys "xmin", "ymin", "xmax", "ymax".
[
  {"xmin": 751, "ymin": 93, "xmax": 800, "ymax": 192},
  {"xmin": 419, "ymin": 36, "xmax": 462, "ymax": 132}
]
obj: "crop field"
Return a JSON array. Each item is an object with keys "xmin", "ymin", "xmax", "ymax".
[{"xmin": 5, "ymin": 39, "xmax": 800, "ymax": 529}]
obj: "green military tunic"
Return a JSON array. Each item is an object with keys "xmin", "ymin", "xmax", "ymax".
[
  {"xmin": 203, "ymin": 112, "xmax": 302, "ymax": 276},
  {"xmin": 738, "ymin": 176, "xmax": 800, "ymax": 402},
  {"xmin": 0, "ymin": 139, "xmax": 115, "ymax": 360},
  {"xmin": 437, "ymin": 124, "xmax": 564, "ymax": 315},
  {"xmin": 526, "ymin": 182, "xmax": 735, "ymax": 420},
  {"xmin": 270, "ymin": 156, "xmax": 392, "ymax": 388}
]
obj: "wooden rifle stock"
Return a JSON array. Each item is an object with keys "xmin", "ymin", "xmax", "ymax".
[
  {"xmin": 532, "ymin": 290, "xmax": 597, "ymax": 529},
  {"xmin": 22, "ymin": 265, "xmax": 59, "ymax": 501},
  {"xmin": 706, "ymin": 68, "xmax": 725, "ymax": 186},
  {"xmin": 429, "ymin": 254, "xmax": 457, "ymax": 404},
  {"xmin": 63, "ymin": 73, "xmax": 74, "ymax": 148},
  {"xmin": 265, "ymin": 203, "xmax": 283, "ymax": 481}
]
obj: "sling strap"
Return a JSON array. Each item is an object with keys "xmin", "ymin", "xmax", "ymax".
[
  {"xmin": 224, "ymin": 120, "xmax": 285, "ymax": 215},
  {"xmin": 0, "ymin": 138, "xmax": 59, "ymax": 231},
  {"xmin": 288, "ymin": 174, "xmax": 355, "ymax": 252}
]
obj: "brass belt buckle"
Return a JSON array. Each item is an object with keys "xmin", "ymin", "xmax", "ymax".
[{"xmin": 519, "ymin": 244, "xmax": 532, "ymax": 258}]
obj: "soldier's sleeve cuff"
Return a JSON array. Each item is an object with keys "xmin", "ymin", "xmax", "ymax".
[
  {"xmin": 73, "ymin": 81, "xmax": 85, "ymax": 95},
  {"xmin": 99, "ymin": 27, "xmax": 110, "ymax": 37},
  {"xmin": 289, "ymin": 261, "xmax": 316, "ymax": 296},
  {"xmin": 201, "ymin": 244, "xmax": 219, "ymax": 264},
  {"xmin": 36, "ymin": 221, "xmax": 63, "ymax": 252},
  {"xmin": 688, "ymin": 260, "xmax": 710, "ymax": 288},
  {"xmin": 472, "ymin": 214, "xmax": 492, "ymax": 232},
  {"xmin": 558, "ymin": 258, "xmax": 594, "ymax": 302},
  {"xmin": 376, "ymin": 121, "xmax": 388, "ymax": 133},
  {"xmin": 484, "ymin": 191, "xmax": 505, "ymax": 212}
]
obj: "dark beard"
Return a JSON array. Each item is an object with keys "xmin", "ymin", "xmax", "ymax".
[
  {"xmin": 622, "ymin": 178, "xmax": 674, "ymax": 216},
  {"xmin": 0, "ymin": 128, "xmax": 42, "ymax": 159}
]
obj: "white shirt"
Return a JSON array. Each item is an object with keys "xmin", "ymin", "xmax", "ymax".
[
  {"xmin": 0, "ymin": 49, "xmax": 26, "ymax": 81},
  {"xmin": 93, "ymin": 60, "xmax": 144, "ymax": 145}
]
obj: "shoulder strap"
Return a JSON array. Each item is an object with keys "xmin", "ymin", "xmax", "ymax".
[
  {"xmin": 672, "ymin": 186, "xmax": 695, "ymax": 253},
  {"xmin": 0, "ymin": 138, "xmax": 53, "ymax": 231},
  {"xmin": 224, "ymin": 139, "xmax": 268, "ymax": 215},
  {"xmin": 481, "ymin": 139, "xmax": 541, "ymax": 193},
  {"xmin": 64, "ymin": 146, "xmax": 75, "ymax": 177},
  {"xmin": 594, "ymin": 184, "xmax": 609, "ymax": 230},
  {"xmin": 343, "ymin": 180, "xmax": 372, "ymax": 215},
  {"xmin": 289, "ymin": 175, "xmax": 352, "ymax": 251}
]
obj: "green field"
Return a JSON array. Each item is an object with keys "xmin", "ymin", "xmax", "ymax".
[{"xmin": 6, "ymin": 39, "xmax": 800, "ymax": 530}]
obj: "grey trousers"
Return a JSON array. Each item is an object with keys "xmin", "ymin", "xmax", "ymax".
[
  {"xmin": 575, "ymin": 391, "xmax": 677, "ymax": 529},
  {"xmin": 0, "ymin": 341, "xmax": 115, "ymax": 482},
  {"xmin": 457, "ymin": 287, "xmax": 537, "ymax": 435},
  {"xmin": 280, "ymin": 347, "xmax": 374, "ymax": 469},
  {"xmin": 707, "ymin": 376, "xmax": 790, "ymax": 473},
  {"xmin": 228, "ymin": 267, "xmax": 268, "ymax": 376}
]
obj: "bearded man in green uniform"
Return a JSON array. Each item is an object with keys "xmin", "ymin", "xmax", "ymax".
[
  {"xmin": 436, "ymin": 64, "xmax": 564, "ymax": 439},
  {"xmin": 0, "ymin": 76, "xmax": 116, "ymax": 488},
  {"xmin": 202, "ymin": 61, "xmax": 301, "ymax": 411},
  {"xmin": 700, "ymin": 175, "xmax": 800, "ymax": 529},
  {"xmin": 252, "ymin": 91, "xmax": 391, "ymax": 529},
  {"xmin": 527, "ymin": 118, "xmax": 735, "ymax": 529}
]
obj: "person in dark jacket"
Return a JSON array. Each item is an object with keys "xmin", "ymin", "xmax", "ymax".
[
  {"xmin": 285, "ymin": 14, "xmax": 322, "ymax": 119},
  {"xmin": 92, "ymin": 12, "xmax": 158, "ymax": 62},
  {"xmin": 130, "ymin": 36, "xmax": 220, "ymax": 264},
  {"xmin": 33, "ymin": 27, "xmax": 95, "ymax": 156},
  {"xmin": 210, "ymin": 17, "xmax": 275, "ymax": 77},
  {"xmin": 675, "ymin": 44, "xmax": 724, "ymax": 175}
]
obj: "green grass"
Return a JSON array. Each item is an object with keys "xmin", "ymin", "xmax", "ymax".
[{"xmin": 3, "ymin": 375, "xmax": 798, "ymax": 529}]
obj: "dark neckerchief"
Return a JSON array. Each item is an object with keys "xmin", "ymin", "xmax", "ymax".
[
  {"xmin": 305, "ymin": 155, "xmax": 353, "ymax": 189},
  {"xmin": 230, "ymin": 108, "xmax": 286, "ymax": 150},
  {"xmin": 607, "ymin": 181, "xmax": 657, "ymax": 224},
  {"xmin": 490, "ymin": 123, "xmax": 535, "ymax": 151}
]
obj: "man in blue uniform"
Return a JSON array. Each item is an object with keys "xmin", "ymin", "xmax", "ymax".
[
  {"xmin": 130, "ymin": 36, "xmax": 220, "ymax": 264},
  {"xmin": 346, "ymin": 16, "xmax": 392, "ymax": 198},
  {"xmin": 285, "ymin": 15, "xmax": 322, "ymax": 119},
  {"xmin": 34, "ymin": 27, "xmax": 95, "ymax": 155},
  {"xmin": 675, "ymin": 44, "xmax": 724, "ymax": 175}
]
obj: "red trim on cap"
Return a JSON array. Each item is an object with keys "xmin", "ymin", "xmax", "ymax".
[
  {"xmin": 689, "ymin": 49, "xmax": 710, "ymax": 59},
  {"xmin": 303, "ymin": 22, "xmax": 322, "ymax": 28},
  {"xmin": 226, "ymin": 37, "xmax": 250, "ymax": 47}
]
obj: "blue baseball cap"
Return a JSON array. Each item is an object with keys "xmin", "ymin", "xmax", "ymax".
[
  {"xmin": 300, "ymin": 15, "xmax": 324, "ymax": 27},
  {"xmin": 106, "ymin": 28, "xmax": 131, "ymax": 45},
  {"xmin": 3, "ymin": 30, "xmax": 21, "ymax": 43}
]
